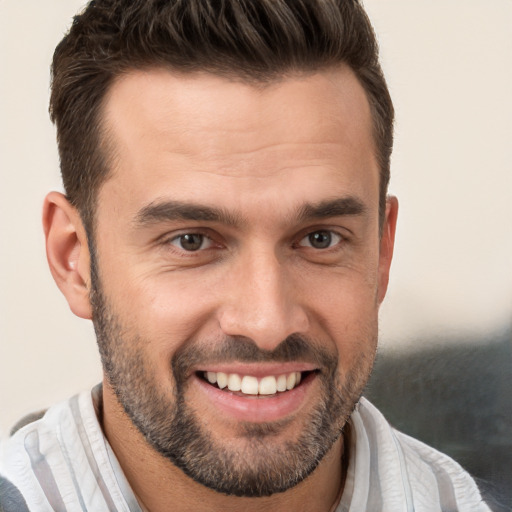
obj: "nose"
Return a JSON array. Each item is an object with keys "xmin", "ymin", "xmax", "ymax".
[{"xmin": 218, "ymin": 249, "xmax": 309, "ymax": 351}]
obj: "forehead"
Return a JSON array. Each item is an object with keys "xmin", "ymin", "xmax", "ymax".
[{"xmin": 98, "ymin": 67, "xmax": 378, "ymax": 221}]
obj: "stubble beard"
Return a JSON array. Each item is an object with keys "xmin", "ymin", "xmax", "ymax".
[{"xmin": 89, "ymin": 257, "xmax": 377, "ymax": 497}]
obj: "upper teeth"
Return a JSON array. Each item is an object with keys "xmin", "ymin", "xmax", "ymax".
[{"xmin": 204, "ymin": 371, "xmax": 302, "ymax": 395}]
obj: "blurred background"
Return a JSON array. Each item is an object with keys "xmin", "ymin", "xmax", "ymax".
[{"xmin": 1, "ymin": 1, "xmax": 511, "ymax": 509}]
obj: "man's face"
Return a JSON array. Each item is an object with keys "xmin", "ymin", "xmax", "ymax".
[{"xmin": 90, "ymin": 67, "xmax": 396, "ymax": 496}]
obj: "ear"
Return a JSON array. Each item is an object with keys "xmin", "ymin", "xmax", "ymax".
[
  {"xmin": 43, "ymin": 192, "xmax": 92, "ymax": 319},
  {"xmin": 377, "ymin": 195, "xmax": 398, "ymax": 304}
]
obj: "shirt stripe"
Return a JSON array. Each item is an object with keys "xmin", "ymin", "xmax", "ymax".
[
  {"xmin": 24, "ymin": 430, "xmax": 67, "ymax": 511},
  {"xmin": 57, "ymin": 421, "xmax": 88, "ymax": 511},
  {"xmin": 359, "ymin": 404, "xmax": 383, "ymax": 512},
  {"xmin": 69, "ymin": 394, "xmax": 119, "ymax": 512}
]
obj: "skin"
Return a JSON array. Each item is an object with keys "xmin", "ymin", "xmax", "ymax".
[{"xmin": 43, "ymin": 66, "xmax": 398, "ymax": 511}]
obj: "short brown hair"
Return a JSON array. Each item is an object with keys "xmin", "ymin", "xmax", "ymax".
[{"xmin": 50, "ymin": 0, "xmax": 394, "ymax": 233}]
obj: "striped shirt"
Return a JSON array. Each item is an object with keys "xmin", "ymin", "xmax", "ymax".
[{"xmin": 0, "ymin": 387, "xmax": 490, "ymax": 511}]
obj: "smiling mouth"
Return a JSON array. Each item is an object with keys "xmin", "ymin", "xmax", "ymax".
[{"xmin": 198, "ymin": 370, "xmax": 315, "ymax": 397}]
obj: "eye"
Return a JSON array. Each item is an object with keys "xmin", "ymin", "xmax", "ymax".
[
  {"xmin": 169, "ymin": 233, "xmax": 213, "ymax": 252},
  {"xmin": 298, "ymin": 230, "xmax": 342, "ymax": 250}
]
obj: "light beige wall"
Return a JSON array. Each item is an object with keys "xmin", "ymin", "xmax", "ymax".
[
  {"xmin": 365, "ymin": 1, "xmax": 512, "ymax": 346},
  {"xmin": 0, "ymin": 1, "xmax": 102, "ymax": 436},
  {"xmin": 1, "ymin": 1, "xmax": 511, "ymax": 435}
]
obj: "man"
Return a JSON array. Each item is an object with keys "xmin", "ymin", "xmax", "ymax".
[{"xmin": 0, "ymin": 1, "xmax": 490, "ymax": 510}]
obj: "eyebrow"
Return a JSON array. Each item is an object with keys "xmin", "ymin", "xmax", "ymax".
[
  {"xmin": 135, "ymin": 200, "xmax": 243, "ymax": 227},
  {"xmin": 296, "ymin": 197, "xmax": 367, "ymax": 222},
  {"xmin": 135, "ymin": 196, "xmax": 367, "ymax": 228}
]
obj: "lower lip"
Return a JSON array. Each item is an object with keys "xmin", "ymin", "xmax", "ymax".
[{"xmin": 193, "ymin": 373, "xmax": 317, "ymax": 423}]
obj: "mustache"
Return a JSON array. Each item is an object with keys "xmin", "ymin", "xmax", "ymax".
[{"xmin": 172, "ymin": 334, "xmax": 338, "ymax": 383}]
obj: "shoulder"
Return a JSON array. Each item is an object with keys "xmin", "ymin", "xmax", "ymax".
[
  {"xmin": 393, "ymin": 427, "xmax": 488, "ymax": 510},
  {"xmin": 347, "ymin": 398, "xmax": 491, "ymax": 511},
  {"xmin": 0, "ymin": 387, "xmax": 113, "ymax": 511}
]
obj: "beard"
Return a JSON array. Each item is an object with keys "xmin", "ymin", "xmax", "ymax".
[{"xmin": 89, "ymin": 256, "xmax": 377, "ymax": 497}]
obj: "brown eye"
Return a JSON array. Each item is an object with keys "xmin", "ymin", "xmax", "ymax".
[
  {"xmin": 170, "ymin": 233, "xmax": 210, "ymax": 252},
  {"xmin": 299, "ymin": 230, "xmax": 342, "ymax": 249}
]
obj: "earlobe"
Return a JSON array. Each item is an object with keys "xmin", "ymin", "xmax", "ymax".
[
  {"xmin": 43, "ymin": 192, "xmax": 93, "ymax": 319},
  {"xmin": 377, "ymin": 195, "xmax": 399, "ymax": 304}
]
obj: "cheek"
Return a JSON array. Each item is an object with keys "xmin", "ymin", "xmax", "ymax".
[
  {"xmin": 112, "ymin": 272, "xmax": 219, "ymax": 353},
  {"xmin": 304, "ymin": 269, "xmax": 379, "ymax": 362},
  {"xmin": 305, "ymin": 261, "xmax": 380, "ymax": 317}
]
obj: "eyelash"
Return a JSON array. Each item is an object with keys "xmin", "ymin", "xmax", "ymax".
[
  {"xmin": 166, "ymin": 231, "xmax": 217, "ymax": 253},
  {"xmin": 296, "ymin": 230, "xmax": 344, "ymax": 250}
]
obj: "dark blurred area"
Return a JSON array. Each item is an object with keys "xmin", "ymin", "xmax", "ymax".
[{"xmin": 365, "ymin": 327, "xmax": 512, "ymax": 512}]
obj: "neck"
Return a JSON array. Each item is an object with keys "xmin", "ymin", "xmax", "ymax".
[{"xmin": 101, "ymin": 382, "xmax": 346, "ymax": 512}]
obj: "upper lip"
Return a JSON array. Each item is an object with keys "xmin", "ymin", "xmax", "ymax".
[{"xmin": 194, "ymin": 362, "xmax": 318, "ymax": 378}]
